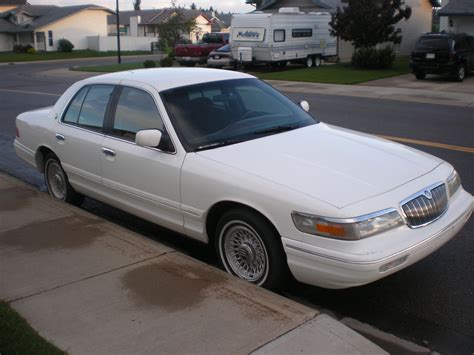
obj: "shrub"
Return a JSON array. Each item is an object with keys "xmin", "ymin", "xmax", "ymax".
[
  {"xmin": 160, "ymin": 56, "xmax": 174, "ymax": 67},
  {"xmin": 57, "ymin": 39, "xmax": 74, "ymax": 52},
  {"xmin": 143, "ymin": 60, "xmax": 156, "ymax": 68},
  {"xmin": 13, "ymin": 44, "xmax": 24, "ymax": 53},
  {"xmin": 351, "ymin": 46, "xmax": 395, "ymax": 69},
  {"xmin": 26, "ymin": 47, "xmax": 37, "ymax": 54},
  {"xmin": 13, "ymin": 44, "xmax": 33, "ymax": 53}
]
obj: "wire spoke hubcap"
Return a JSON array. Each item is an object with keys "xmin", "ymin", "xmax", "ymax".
[
  {"xmin": 47, "ymin": 161, "xmax": 66, "ymax": 200},
  {"xmin": 222, "ymin": 223, "xmax": 268, "ymax": 283}
]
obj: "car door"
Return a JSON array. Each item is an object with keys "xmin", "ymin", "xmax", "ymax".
[
  {"xmin": 55, "ymin": 84, "xmax": 115, "ymax": 195},
  {"xmin": 100, "ymin": 82, "xmax": 185, "ymax": 232}
]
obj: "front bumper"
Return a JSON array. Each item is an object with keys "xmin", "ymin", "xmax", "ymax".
[
  {"xmin": 283, "ymin": 189, "xmax": 473, "ymax": 289},
  {"xmin": 207, "ymin": 57, "xmax": 235, "ymax": 67}
]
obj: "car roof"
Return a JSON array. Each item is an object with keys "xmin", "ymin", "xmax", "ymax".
[{"xmin": 83, "ymin": 68, "xmax": 254, "ymax": 92}]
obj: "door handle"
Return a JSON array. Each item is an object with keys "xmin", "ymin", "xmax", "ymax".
[
  {"xmin": 55, "ymin": 133, "xmax": 65, "ymax": 141},
  {"xmin": 101, "ymin": 148, "xmax": 116, "ymax": 157}
]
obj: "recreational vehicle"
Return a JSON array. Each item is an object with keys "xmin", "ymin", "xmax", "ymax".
[{"xmin": 230, "ymin": 7, "xmax": 337, "ymax": 68}]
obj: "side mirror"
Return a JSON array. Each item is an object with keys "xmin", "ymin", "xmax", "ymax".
[
  {"xmin": 299, "ymin": 100, "xmax": 310, "ymax": 112},
  {"xmin": 135, "ymin": 129, "xmax": 162, "ymax": 148}
]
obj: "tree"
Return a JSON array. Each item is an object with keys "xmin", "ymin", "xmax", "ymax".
[
  {"xmin": 190, "ymin": 2, "xmax": 197, "ymax": 10},
  {"xmin": 157, "ymin": 12, "xmax": 197, "ymax": 48},
  {"xmin": 133, "ymin": 0, "xmax": 141, "ymax": 11},
  {"xmin": 329, "ymin": 0, "xmax": 412, "ymax": 49}
]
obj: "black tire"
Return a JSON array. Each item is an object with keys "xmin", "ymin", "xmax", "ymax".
[
  {"xmin": 314, "ymin": 55, "xmax": 322, "ymax": 68},
  {"xmin": 455, "ymin": 63, "xmax": 466, "ymax": 82},
  {"xmin": 415, "ymin": 71, "xmax": 426, "ymax": 80},
  {"xmin": 279, "ymin": 60, "xmax": 288, "ymax": 68},
  {"xmin": 305, "ymin": 56, "xmax": 314, "ymax": 68},
  {"xmin": 44, "ymin": 154, "xmax": 84, "ymax": 206},
  {"xmin": 215, "ymin": 208, "xmax": 289, "ymax": 290}
]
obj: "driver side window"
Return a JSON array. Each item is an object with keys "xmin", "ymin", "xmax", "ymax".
[{"xmin": 112, "ymin": 87, "xmax": 164, "ymax": 142}]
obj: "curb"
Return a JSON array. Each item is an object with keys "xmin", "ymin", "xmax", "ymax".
[
  {"xmin": 0, "ymin": 53, "xmax": 161, "ymax": 66},
  {"xmin": 341, "ymin": 317, "xmax": 432, "ymax": 355}
]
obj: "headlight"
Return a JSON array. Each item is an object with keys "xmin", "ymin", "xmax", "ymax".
[
  {"xmin": 447, "ymin": 170, "xmax": 461, "ymax": 197},
  {"xmin": 291, "ymin": 209, "xmax": 404, "ymax": 240}
]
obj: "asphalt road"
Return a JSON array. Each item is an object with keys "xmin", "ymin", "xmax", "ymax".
[{"xmin": 0, "ymin": 60, "xmax": 473, "ymax": 354}]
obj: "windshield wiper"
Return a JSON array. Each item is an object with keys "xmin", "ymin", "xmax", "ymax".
[
  {"xmin": 196, "ymin": 139, "xmax": 245, "ymax": 151},
  {"xmin": 253, "ymin": 124, "xmax": 300, "ymax": 136}
]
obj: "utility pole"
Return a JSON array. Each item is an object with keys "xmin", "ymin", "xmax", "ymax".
[{"xmin": 116, "ymin": 0, "xmax": 122, "ymax": 64}]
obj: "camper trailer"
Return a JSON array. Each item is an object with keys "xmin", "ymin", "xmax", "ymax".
[{"xmin": 230, "ymin": 8, "xmax": 337, "ymax": 68}]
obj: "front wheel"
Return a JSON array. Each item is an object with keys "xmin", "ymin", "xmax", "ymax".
[
  {"xmin": 305, "ymin": 56, "xmax": 314, "ymax": 68},
  {"xmin": 215, "ymin": 209, "xmax": 289, "ymax": 289},
  {"xmin": 44, "ymin": 154, "xmax": 83, "ymax": 205},
  {"xmin": 455, "ymin": 64, "xmax": 466, "ymax": 82},
  {"xmin": 415, "ymin": 71, "xmax": 426, "ymax": 80}
]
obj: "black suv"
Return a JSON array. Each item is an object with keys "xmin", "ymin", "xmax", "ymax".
[{"xmin": 410, "ymin": 32, "xmax": 474, "ymax": 82}]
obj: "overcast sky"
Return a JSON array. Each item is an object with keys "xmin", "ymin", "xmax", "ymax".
[{"xmin": 29, "ymin": 0, "xmax": 255, "ymax": 13}]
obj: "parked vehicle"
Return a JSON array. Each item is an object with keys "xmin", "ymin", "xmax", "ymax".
[
  {"xmin": 207, "ymin": 44, "xmax": 237, "ymax": 69},
  {"xmin": 230, "ymin": 7, "xmax": 337, "ymax": 68},
  {"xmin": 175, "ymin": 32, "xmax": 229, "ymax": 67},
  {"xmin": 410, "ymin": 32, "xmax": 474, "ymax": 82},
  {"xmin": 14, "ymin": 68, "xmax": 473, "ymax": 290}
]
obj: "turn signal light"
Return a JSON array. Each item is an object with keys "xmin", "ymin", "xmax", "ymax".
[
  {"xmin": 316, "ymin": 223, "xmax": 346, "ymax": 237},
  {"xmin": 15, "ymin": 126, "xmax": 20, "ymax": 138}
]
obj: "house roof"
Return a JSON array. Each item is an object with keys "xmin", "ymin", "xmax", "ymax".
[
  {"xmin": 0, "ymin": 0, "xmax": 27, "ymax": 4},
  {"xmin": 108, "ymin": 8, "xmax": 210, "ymax": 26},
  {"xmin": 438, "ymin": 0, "xmax": 474, "ymax": 16},
  {"xmin": 0, "ymin": 4, "xmax": 114, "ymax": 33}
]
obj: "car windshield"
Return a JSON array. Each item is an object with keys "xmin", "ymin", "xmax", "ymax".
[
  {"xmin": 416, "ymin": 37, "xmax": 450, "ymax": 50},
  {"xmin": 216, "ymin": 44, "xmax": 230, "ymax": 52},
  {"xmin": 161, "ymin": 78, "xmax": 318, "ymax": 152},
  {"xmin": 202, "ymin": 33, "xmax": 223, "ymax": 44}
]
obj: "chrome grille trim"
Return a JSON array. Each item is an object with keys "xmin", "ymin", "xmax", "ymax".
[{"xmin": 401, "ymin": 182, "xmax": 448, "ymax": 228}]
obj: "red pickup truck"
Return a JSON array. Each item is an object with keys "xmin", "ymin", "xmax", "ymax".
[{"xmin": 175, "ymin": 32, "xmax": 229, "ymax": 66}]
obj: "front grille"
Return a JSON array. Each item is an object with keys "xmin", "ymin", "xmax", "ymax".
[{"xmin": 402, "ymin": 184, "xmax": 448, "ymax": 227}]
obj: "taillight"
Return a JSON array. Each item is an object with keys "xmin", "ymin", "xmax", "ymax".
[{"xmin": 15, "ymin": 125, "xmax": 19, "ymax": 138}]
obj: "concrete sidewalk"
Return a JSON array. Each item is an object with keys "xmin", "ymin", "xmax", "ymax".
[
  {"xmin": 0, "ymin": 173, "xmax": 386, "ymax": 355},
  {"xmin": 268, "ymin": 79, "xmax": 474, "ymax": 108}
]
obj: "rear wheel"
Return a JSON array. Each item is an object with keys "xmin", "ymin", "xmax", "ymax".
[
  {"xmin": 305, "ymin": 56, "xmax": 314, "ymax": 68},
  {"xmin": 415, "ymin": 71, "xmax": 426, "ymax": 80},
  {"xmin": 215, "ymin": 209, "xmax": 289, "ymax": 289},
  {"xmin": 455, "ymin": 63, "xmax": 466, "ymax": 82},
  {"xmin": 44, "ymin": 154, "xmax": 83, "ymax": 205},
  {"xmin": 314, "ymin": 56, "xmax": 322, "ymax": 67}
]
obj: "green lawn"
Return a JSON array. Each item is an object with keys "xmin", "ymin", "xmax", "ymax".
[
  {"xmin": 0, "ymin": 301, "xmax": 65, "ymax": 355},
  {"xmin": 71, "ymin": 61, "xmax": 161, "ymax": 73},
  {"xmin": 0, "ymin": 50, "xmax": 153, "ymax": 63},
  {"xmin": 257, "ymin": 56, "xmax": 410, "ymax": 84}
]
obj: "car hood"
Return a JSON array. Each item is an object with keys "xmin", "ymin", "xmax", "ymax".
[{"xmin": 197, "ymin": 124, "xmax": 442, "ymax": 209}]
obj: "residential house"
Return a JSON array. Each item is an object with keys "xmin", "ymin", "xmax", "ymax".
[
  {"xmin": 205, "ymin": 11, "xmax": 232, "ymax": 33},
  {"xmin": 439, "ymin": 0, "xmax": 474, "ymax": 35},
  {"xmin": 246, "ymin": 0, "xmax": 434, "ymax": 61},
  {"xmin": 108, "ymin": 8, "xmax": 212, "ymax": 43},
  {"xmin": 0, "ymin": 0, "xmax": 26, "ymax": 13},
  {"xmin": 0, "ymin": 4, "xmax": 113, "ymax": 52}
]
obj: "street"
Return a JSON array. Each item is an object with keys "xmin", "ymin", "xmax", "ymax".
[{"xmin": 0, "ymin": 60, "xmax": 473, "ymax": 354}]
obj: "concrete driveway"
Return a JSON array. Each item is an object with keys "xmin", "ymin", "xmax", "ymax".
[{"xmin": 362, "ymin": 73, "xmax": 474, "ymax": 94}]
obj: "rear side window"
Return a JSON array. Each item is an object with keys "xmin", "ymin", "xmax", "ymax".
[
  {"xmin": 416, "ymin": 37, "xmax": 450, "ymax": 50},
  {"xmin": 112, "ymin": 87, "xmax": 164, "ymax": 141},
  {"xmin": 292, "ymin": 28, "xmax": 312, "ymax": 38},
  {"xmin": 274, "ymin": 29, "xmax": 285, "ymax": 42},
  {"xmin": 63, "ymin": 86, "xmax": 89, "ymax": 124},
  {"xmin": 77, "ymin": 85, "xmax": 115, "ymax": 130}
]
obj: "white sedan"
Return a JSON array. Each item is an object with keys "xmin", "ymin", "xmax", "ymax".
[{"xmin": 14, "ymin": 68, "xmax": 473, "ymax": 289}]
